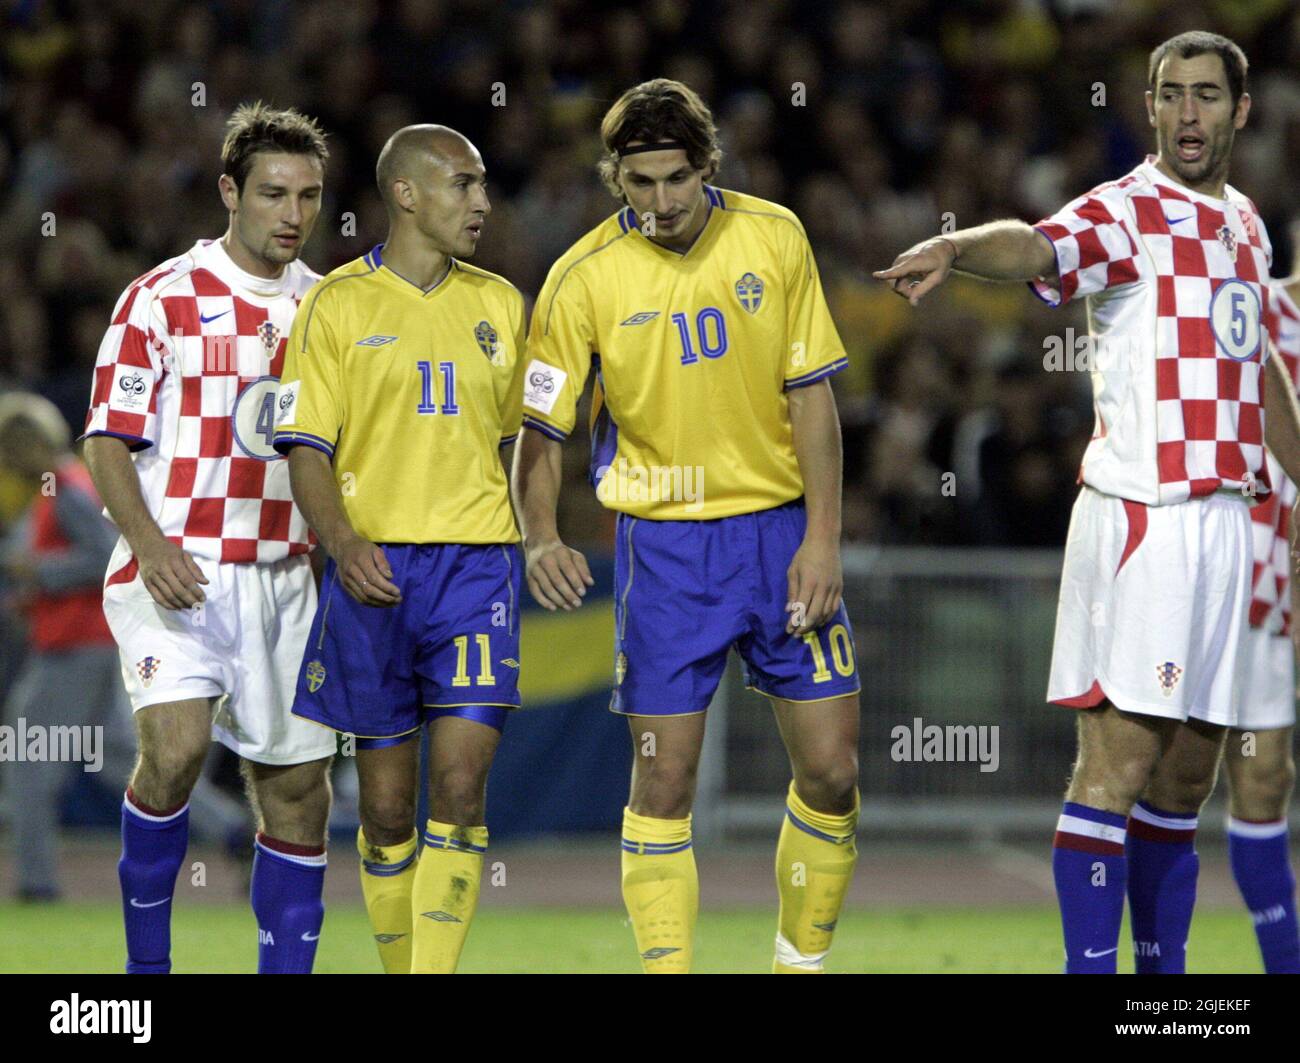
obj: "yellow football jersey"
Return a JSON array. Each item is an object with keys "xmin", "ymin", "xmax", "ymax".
[
  {"xmin": 274, "ymin": 244, "xmax": 525, "ymax": 544},
  {"xmin": 521, "ymin": 186, "xmax": 847, "ymax": 520}
]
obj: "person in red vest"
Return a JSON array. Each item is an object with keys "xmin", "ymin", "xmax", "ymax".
[{"xmin": 0, "ymin": 391, "xmax": 124, "ymax": 901}]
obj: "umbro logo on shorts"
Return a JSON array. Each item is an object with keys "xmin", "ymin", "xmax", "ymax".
[
  {"xmin": 355, "ymin": 335, "xmax": 398, "ymax": 347},
  {"xmin": 619, "ymin": 311, "xmax": 660, "ymax": 326}
]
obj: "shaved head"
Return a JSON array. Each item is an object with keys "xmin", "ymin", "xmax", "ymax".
[{"xmin": 376, "ymin": 124, "xmax": 477, "ymax": 214}]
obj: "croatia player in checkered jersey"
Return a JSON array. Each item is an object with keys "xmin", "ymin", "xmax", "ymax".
[
  {"xmin": 877, "ymin": 32, "xmax": 1300, "ymax": 973},
  {"xmin": 80, "ymin": 104, "xmax": 336, "ymax": 974},
  {"xmin": 1213, "ymin": 253, "xmax": 1300, "ymax": 973}
]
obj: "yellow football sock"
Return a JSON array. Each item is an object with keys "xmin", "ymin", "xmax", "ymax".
[
  {"xmin": 410, "ymin": 819, "xmax": 488, "ymax": 974},
  {"xmin": 621, "ymin": 807, "xmax": 698, "ymax": 974},
  {"xmin": 773, "ymin": 782, "xmax": 859, "ymax": 973},
  {"xmin": 357, "ymin": 827, "xmax": 418, "ymax": 974}
]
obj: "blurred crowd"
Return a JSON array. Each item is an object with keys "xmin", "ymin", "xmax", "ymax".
[{"xmin": 1, "ymin": 0, "xmax": 1299, "ymax": 550}]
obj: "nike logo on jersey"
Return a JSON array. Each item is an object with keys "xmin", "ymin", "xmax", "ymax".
[
  {"xmin": 199, "ymin": 310, "xmax": 231, "ymax": 324},
  {"xmin": 1082, "ymin": 946, "xmax": 1118, "ymax": 958},
  {"xmin": 129, "ymin": 897, "xmax": 170, "ymax": 909},
  {"xmin": 1163, "ymin": 212, "xmax": 1194, "ymax": 228},
  {"xmin": 620, "ymin": 311, "xmax": 660, "ymax": 326}
]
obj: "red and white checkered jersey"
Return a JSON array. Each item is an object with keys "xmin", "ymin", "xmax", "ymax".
[
  {"xmin": 1031, "ymin": 156, "xmax": 1274, "ymax": 506},
  {"xmin": 82, "ymin": 239, "xmax": 321, "ymax": 565},
  {"xmin": 1249, "ymin": 283, "xmax": 1300, "ymax": 634}
]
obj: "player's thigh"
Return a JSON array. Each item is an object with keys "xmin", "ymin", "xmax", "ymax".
[
  {"xmin": 1068, "ymin": 701, "xmax": 1173, "ymax": 811},
  {"xmin": 425, "ymin": 715, "xmax": 502, "ymax": 823},
  {"xmin": 772, "ymin": 693, "xmax": 860, "ymax": 803},
  {"xmin": 354, "ymin": 736, "xmax": 421, "ymax": 843},
  {"xmin": 627, "ymin": 712, "xmax": 708, "ymax": 814}
]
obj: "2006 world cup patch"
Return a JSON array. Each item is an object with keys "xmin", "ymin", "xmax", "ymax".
[{"xmin": 522, "ymin": 359, "xmax": 567, "ymax": 416}]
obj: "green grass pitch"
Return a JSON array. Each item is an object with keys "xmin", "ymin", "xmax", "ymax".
[{"xmin": 0, "ymin": 903, "xmax": 1267, "ymax": 973}]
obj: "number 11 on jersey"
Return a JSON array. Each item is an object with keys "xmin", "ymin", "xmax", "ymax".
[{"xmin": 417, "ymin": 360, "xmax": 460, "ymax": 415}]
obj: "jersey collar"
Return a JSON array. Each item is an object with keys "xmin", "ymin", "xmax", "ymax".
[
  {"xmin": 1139, "ymin": 155, "xmax": 1238, "ymax": 210},
  {"xmin": 622, "ymin": 187, "xmax": 724, "ymax": 261},
  {"xmin": 366, "ymin": 243, "xmax": 457, "ymax": 297}
]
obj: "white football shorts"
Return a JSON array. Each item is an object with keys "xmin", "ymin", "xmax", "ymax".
[
  {"xmin": 102, "ymin": 540, "xmax": 336, "ymax": 765},
  {"xmin": 1047, "ymin": 486, "xmax": 1253, "ymax": 726},
  {"xmin": 1235, "ymin": 624, "xmax": 1296, "ymax": 732}
]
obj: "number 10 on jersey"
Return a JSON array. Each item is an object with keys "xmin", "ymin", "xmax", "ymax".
[{"xmin": 416, "ymin": 360, "xmax": 460, "ymax": 415}]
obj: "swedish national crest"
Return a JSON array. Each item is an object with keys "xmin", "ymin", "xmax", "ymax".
[
  {"xmin": 475, "ymin": 320, "xmax": 504, "ymax": 365},
  {"xmin": 735, "ymin": 272, "xmax": 764, "ymax": 314}
]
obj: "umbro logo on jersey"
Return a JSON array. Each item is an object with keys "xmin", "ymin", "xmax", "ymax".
[
  {"xmin": 619, "ymin": 311, "xmax": 660, "ymax": 326},
  {"xmin": 356, "ymin": 335, "xmax": 398, "ymax": 347},
  {"xmin": 199, "ymin": 310, "xmax": 230, "ymax": 324}
]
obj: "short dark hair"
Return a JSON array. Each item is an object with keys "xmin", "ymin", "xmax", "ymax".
[
  {"xmin": 221, "ymin": 101, "xmax": 329, "ymax": 194},
  {"xmin": 597, "ymin": 79, "xmax": 723, "ymax": 201},
  {"xmin": 1148, "ymin": 31, "xmax": 1248, "ymax": 108}
]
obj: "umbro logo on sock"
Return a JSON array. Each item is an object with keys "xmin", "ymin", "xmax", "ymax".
[
  {"xmin": 421, "ymin": 910, "xmax": 462, "ymax": 923},
  {"xmin": 374, "ymin": 933, "xmax": 408, "ymax": 944},
  {"xmin": 641, "ymin": 946, "xmax": 681, "ymax": 960}
]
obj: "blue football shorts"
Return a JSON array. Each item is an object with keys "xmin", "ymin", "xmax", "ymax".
[
  {"xmin": 291, "ymin": 542, "xmax": 522, "ymax": 743},
  {"xmin": 609, "ymin": 500, "xmax": 860, "ymax": 716}
]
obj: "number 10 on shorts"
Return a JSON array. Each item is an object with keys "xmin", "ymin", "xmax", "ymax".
[{"xmin": 802, "ymin": 624, "xmax": 855, "ymax": 683}]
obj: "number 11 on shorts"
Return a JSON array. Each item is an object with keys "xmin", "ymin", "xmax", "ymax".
[{"xmin": 452, "ymin": 633, "xmax": 495, "ymax": 687}]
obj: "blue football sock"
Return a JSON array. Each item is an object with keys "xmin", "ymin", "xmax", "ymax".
[
  {"xmin": 1053, "ymin": 802, "xmax": 1128, "ymax": 973},
  {"xmin": 119, "ymin": 788, "xmax": 189, "ymax": 975},
  {"xmin": 251, "ymin": 833, "xmax": 327, "ymax": 974},
  {"xmin": 1126, "ymin": 801, "xmax": 1198, "ymax": 973},
  {"xmin": 1228, "ymin": 817, "xmax": 1300, "ymax": 974}
]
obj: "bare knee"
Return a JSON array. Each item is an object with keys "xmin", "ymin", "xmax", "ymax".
[
  {"xmin": 359, "ymin": 787, "xmax": 416, "ymax": 847},
  {"xmin": 1142, "ymin": 760, "xmax": 1218, "ymax": 814},
  {"xmin": 428, "ymin": 764, "xmax": 489, "ymax": 825},
  {"xmin": 793, "ymin": 753, "xmax": 859, "ymax": 815},
  {"xmin": 250, "ymin": 758, "xmax": 333, "ymax": 845},
  {"xmin": 1228, "ymin": 746, "xmax": 1296, "ymax": 821},
  {"xmin": 132, "ymin": 741, "xmax": 207, "ymax": 810},
  {"xmin": 630, "ymin": 756, "xmax": 698, "ymax": 820},
  {"xmin": 1068, "ymin": 746, "xmax": 1158, "ymax": 815}
]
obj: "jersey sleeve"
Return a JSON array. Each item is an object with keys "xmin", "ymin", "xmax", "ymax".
[
  {"xmin": 1029, "ymin": 190, "xmax": 1140, "ymax": 307},
  {"xmin": 81, "ymin": 282, "xmax": 172, "ymax": 449},
  {"xmin": 782, "ymin": 224, "xmax": 849, "ymax": 390},
  {"xmin": 498, "ymin": 290, "xmax": 528, "ymax": 447},
  {"xmin": 520, "ymin": 268, "xmax": 595, "ymax": 441},
  {"xmin": 273, "ymin": 283, "xmax": 344, "ymax": 459}
]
